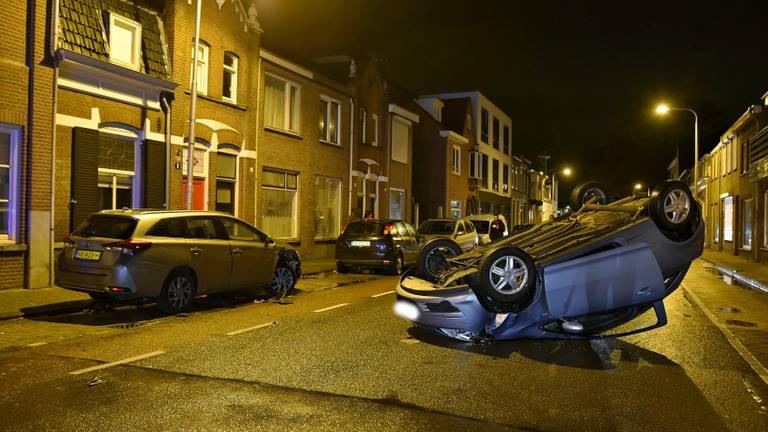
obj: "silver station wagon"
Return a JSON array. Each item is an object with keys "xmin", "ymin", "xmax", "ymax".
[{"xmin": 56, "ymin": 210, "xmax": 301, "ymax": 314}]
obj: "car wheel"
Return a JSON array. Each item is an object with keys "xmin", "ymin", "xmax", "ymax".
[
  {"xmin": 390, "ymin": 253, "xmax": 404, "ymax": 276},
  {"xmin": 269, "ymin": 264, "xmax": 297, "ymax": 299},
  {"xmin": 336, "ymin": 263, "xmax": 349, "ymax": 274},
  {"xmin": 157, "ymin": 269, "xmax": 196, "ymax": 314},
  {"xmin": 570, "ymin": 182, "xmax": 607, "ymax": 211},
  {"xmin": 474, "ymin": 247, "xmax": 537, "ymax": 313},
  {"xmin": 416, "ymin": 239, "xmax": 462, "ymax": 282},
  {"xmin": 649, "ymin": 180, "xmax": 695, "ymax": 231}
]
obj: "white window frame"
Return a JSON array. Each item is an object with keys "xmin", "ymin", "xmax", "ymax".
[
  {"xmin": 391, "ymin": 116, "xmax": 411, "ymax": 164},
  {"xmin": 723, "ymin": 196, "xmax": 734, "ymax": 242},
  {"xmin": 190, "ymin": 42, "xmax": 210, "ymax": 96},
  {"xmin": 452, "ymin": 146, "xmax": 461, "ymax": 175},
  {"xmin": 108, "ymin": 14, "xmax": 142, "ymax": 72},
  {"xmin": 264, "ymin": 73, "xmax": 301, "ymax": 134},
  {"xmin": 0, "ymin": 125, "xmax": 20, "ymax": 243},
  {"xmin": 222, "ymin": 52, "xmax": 238, "ymax": 104},
  {"xmin": 371, "ymin": 114, "xmax": 379, "ymax": 147},
  {"xmin": 261, "ymin": 168, "xmax": 299, "ymax": 240},
  {"xmin": 469, "ymin": 151, "xmax": 481, "ymax": 179},
  {"xmin": 320, "ymin": 95, "xmax": 341, "ymax": 145},
  {"xmin": 313, "ymin": 176, "xmax": 341, "ymax": 240}
]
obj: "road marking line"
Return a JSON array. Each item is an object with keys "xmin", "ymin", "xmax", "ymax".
[
  {"xmin": 400, "ymin": 338, "xmax": 420, "ymax": 345},
  {"xmin": 226, "ymin": 321, "xmax": 276, "ymax": 336},
  {"xmin": 313, "ymin": 303, "xmax": 350, "ymax": 313},
  {"xmin": 69, "ymin": 350, "xmax": 166, "ymax": 375},
  {"xmin": 372, "ymin": 290, "xmax": 395, "ymax": 298},
  {"xmin": 27, "ymin": 342, "xmax": 47, "ymax": 347},
  {"xmin": 684, "ymin": 284, "xmax": 768, "ymax": 386}
]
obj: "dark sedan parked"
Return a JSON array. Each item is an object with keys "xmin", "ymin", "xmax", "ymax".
[{"xmin": 335, "ymin": 219, "xmax": 420, "ymax": 274}]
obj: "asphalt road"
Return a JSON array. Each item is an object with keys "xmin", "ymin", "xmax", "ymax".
[{"xmin": 0, "ymin": 275, "xmax": 767, "ymax": 431}]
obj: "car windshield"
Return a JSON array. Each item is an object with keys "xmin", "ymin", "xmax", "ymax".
[
  {"xmin": 344, "ymin": 221, "xmax": 385, "ymax": 236},
  {"xmin": 73, "ymin": 215, "xmax": 137, "ymax": 239},
  {"xmin": 418, "ymin": 220, "xmax": 455, "ymax": 235},
  {"xmin": 470, "ymin": 220, "xmax": 490, "ymax": 234}
]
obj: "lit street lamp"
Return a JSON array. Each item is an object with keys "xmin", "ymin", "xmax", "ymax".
[
  {"xmin": 655, "ymin": 104, "xmax": 699, "ymax": 190},
  {"xmin": 562, "ymin": 167, "xmax": 573, "ymax": 177},
  {"xmin": 634, "ymin": 183, "xmax": 643, "ymax": 191}
]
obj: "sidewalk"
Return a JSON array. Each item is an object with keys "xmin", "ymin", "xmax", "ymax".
[
  {"xmin": 684, "ymin": 249, "xmax": 768, "ymax": 383},
  {"xmin": 0, "ymin": 258, "xmax": 340, "ymax": 321}
]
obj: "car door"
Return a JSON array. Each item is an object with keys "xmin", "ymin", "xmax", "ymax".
[
  {"xmin": 455, "ymin": 220, "xmax": 474, "ymax": 251},
  {"xmin": 184, "ymin": 216, "xmax": 232, "ymax": 293},
  {"xmin": 220, "ymin": 217, "xmax": 276, "ymax": 290},
  {"xmin": 396, "ymin": 222, "xmax": 419, "ymax": 264}
]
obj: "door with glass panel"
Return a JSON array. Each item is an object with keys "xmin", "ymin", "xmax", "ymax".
[{"xmin": 215, "ymin": 153, "xmax": 237, "ymax": 215}]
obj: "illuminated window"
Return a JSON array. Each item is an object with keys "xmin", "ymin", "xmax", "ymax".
[
  {"xmin": 109, "ymin": 14, "xmax": 142, "ymax": 71},
  {"xmin": 723, "ymin": 196, "xmax": 734, "ymax": 242},
  {"xmin": 319, "ymin": 96, "xmax": 341, "ymax": 144},
  {"xmin": 261, "ymin": 168, "xmax": 298, "ymax": 239},
  {"xmin": 0, "ymin": 126, "xmax": 19, "ymax": 242},
  {"xmin": 264, "ymin": 75, "xmax": 301, "ymax": 133},
  {"xmin": 392, "ymin": 117, "xmax": 410, "ymax": 163},
  {"xmin": 743, "ymin": 197, "xmax": 753, "ymax": 250},
  {"xmin": 314, "ymin": 176, "xmax": 340, "ymax": 239}
]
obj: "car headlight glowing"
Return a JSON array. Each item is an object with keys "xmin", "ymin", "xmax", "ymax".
[{"xmin": 394, "ymin": 300, "xmax": 420, "ymax": 321}]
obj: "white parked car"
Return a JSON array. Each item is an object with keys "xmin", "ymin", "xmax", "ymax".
[{"xmin": 468, "ymin": 214, "xmax": 508, "ymax": 244}]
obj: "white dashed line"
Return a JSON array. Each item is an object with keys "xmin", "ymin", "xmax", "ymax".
[
  {"xmin": 226, "ymin": 321, "xmax": 276, "ymax": 336},
  {"xmin": 400, "ymin": 338, "xmax": 420, "ymax": 345},
  {"xmin": 27, "ymin": 342, "xmax": 47, "ymax": 347},
  {"xmin": 69, "ymin": 350, "xmax": 166, "ymax": 375},
  {"xmin": 313, "ymin": 303, "xmax": 350, "ymax": 313},
  {"xmin": 371, "ymin": 290, "xmax": 395, "ymax": 298}
]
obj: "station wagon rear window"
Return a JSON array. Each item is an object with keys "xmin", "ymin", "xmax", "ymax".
[
  {"xmin": 73, "ymin": 215, "xmax": 137, "ymax": 239},
  {"xmin": 343, "ymin": 222, "xmax": 385, "ymax": 236}
]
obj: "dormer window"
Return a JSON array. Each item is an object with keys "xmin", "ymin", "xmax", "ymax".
[{"xmin": 108, "ymin": 14, "xmax": 142, "ymax": 71}]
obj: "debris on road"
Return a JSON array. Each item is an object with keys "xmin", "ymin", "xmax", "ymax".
[{"xmin": 88, "ymin": 376, "xmax": 105, "ymax": 387}]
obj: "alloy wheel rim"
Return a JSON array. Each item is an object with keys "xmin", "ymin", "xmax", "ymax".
[
  {"xmin": 168, "ymin": 276, "xmax": 192, "ymax": 308},
  {"xmin": 663, "ymin": 189, "xmax": 690, "ymax": 224},
  {"xmin": 272, "ymin": 267, "xmax": 294, "ymax": 296},
  {"xmin": 489, "ymin": 255, "xmax": 528, "ymax": 294},
  {"xmin": 582, "ymin": 188, "xmax": 606, "ymax": 205}
]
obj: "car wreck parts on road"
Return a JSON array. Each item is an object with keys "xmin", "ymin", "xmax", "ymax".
[{"xmin": 396, "ymin": 180, "xmax": 703, "ymax": 341}]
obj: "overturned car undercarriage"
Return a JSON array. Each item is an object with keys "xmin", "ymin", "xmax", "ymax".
[{"xmin": 394, "ymin": 180, "xmax": 704, "ymax": 341}]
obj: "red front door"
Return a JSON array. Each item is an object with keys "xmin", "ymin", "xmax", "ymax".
[{"xmin": 181, "ymin": 179, "xmax": 206, "ymax": 210}]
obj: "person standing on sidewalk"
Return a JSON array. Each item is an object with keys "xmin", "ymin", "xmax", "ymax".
[{"xmin": 489, "ymin": 213, "xmax": 506, "ymax": 242}]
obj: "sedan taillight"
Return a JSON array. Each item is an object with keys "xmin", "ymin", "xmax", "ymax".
[{"xmin": 103, "ymin": 239, "xmax": 152, "ymax": 256}]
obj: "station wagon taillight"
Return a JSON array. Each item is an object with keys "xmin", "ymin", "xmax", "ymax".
[
  {"xmin": 383, "ymin": 224, "xmax": 395, "ymax": 235},
  {"xmin": 103, "ymin": 239, "xmax": 152, "ymax": 256},
  {"xmin": 63, "ymin": 234, "xmax": 75, "ymax": 248}
]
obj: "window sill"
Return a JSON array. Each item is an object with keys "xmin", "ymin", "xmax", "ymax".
[
  {"xmin": 0, "ymin": 242, "xmax": 27, "ymax": 253},
  {"xmin": 452, "ymin": 171, "xmax": 461, "ymax": 176},
  {"xmin": 319, "ymin": 139, "xmax": 341, "ymax": 148},
  {"xmin": 264, "ymin": 127, "xmax": 302, "ymax": 140},
  {"xmin": 184, "ymin": 90, "xmax": 247, "ymax": 111}
]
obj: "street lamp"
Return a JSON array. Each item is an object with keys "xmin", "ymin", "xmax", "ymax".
[
  {"xmin": 655, "ymin": 103, "xmax": 699, "ymax": 190},
  {"xmin": 562, "ymin": 167, "xmax": 573, "ymax": 177},
  {"xmin": 634, "ymin": 183, "xmax": 643, "ymax": 191}
]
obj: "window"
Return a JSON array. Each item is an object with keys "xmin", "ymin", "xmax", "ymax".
[
  {"xmin": 492, "ymin": 159, "xmax": 499, "ymax": 191},
  {"xmin": 314, "ymin": 176, "xmax": 341, "ymax": 239},
  {"xmin": 190, "ymin": 42, "xmax": 209, "ymax": 95},
  {"xmin": 147, "ymin": 217, "xmax": 187, "ymax": 238},
  {"xmin": 480, "ymin": 108, "xmax": 489, "ymax": 143},
  {"xmin": 503, "ymin": 125, "xmax": 510, "ymax": 154},
  {"xmin": 392, "ymin": 117, "xmax": 410, "ymax": 163},
  {"xmin": 108, "ymin": 14, "xmax": 142, "ymax": 71},
  {"xmin": 98, "ymin": 135, "xmax": 135, "ymax": 211},
  {"xmin": 222, "ymin": 53, "xmax": 238, "ymax": 103},
  {"xmin": 186, "ymin": 217, "xmax": 225, "ymax": 240},
  {"xmin": 492, "ymin": 117, "xmax": 500, "ymax": 149},
  {"xmin": 469, "ymin": 151, "xmax": 481, "ymax": 179},
  {"xmin": 503, "ymin": 163, "xmax": 509, "ymax": 193},
  {"xmin": 261, "ymin": 169, "xmax": 298, "ymax": 239},
  {"xmin": 319, "ymin": 97, "xmax": 341, "ymax": 144},
  {"xmin": 389, "ymin": 188, "xmax": 405, "ymax": 220},
  {"xmin": 264, "ymin": 75, "xmax": 300, "ymax": 133},
  {"xmin": 723, "ymin": 196, "xmax": 734, "ymax": 242},
  {"xmin": 481, "ymin": 153, "xmax": 489, "ymax": 188},
  {"xmin": 743, "ymin": 197, "xmax": 753, "ymax": 250},
  {"xmin": 359, "ymin": 108, "xmax": 367, "ymax": 144},
  {"xmin": 732, "ymin": 138, "xmax": 738, "ymax": 172},
  {"xmin": 0, "ymin": 127, "xmax": 19, "ymax": 241},
  {"xmin": 221, "ymin": 218, "xmax": 266, "ymax": 242},
  {"xmin": 215, "ymin": 153, "xmax": 237, "ymax": 215},
  {"xmin": 713, "ymin": 204, "xmax": 719, "ymax": 243},
  {"xmin": 452, "ymin": 146, "xmax": 461, "ymax": 175},
  {"xmin": 371, "ymin": 114, "xmax": 379, "ymax": 146}
]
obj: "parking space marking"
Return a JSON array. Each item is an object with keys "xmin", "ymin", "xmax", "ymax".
[
  {"xmin": 69, "ymin": 350, "xmax": 166, "ymax": 375},
  {"xmin": 371, "ymin": 290, "xmax": 395, "ymax": 298},
  {"xmin": 226, "ymin": 321, "xmax": 276, "ymax": 336},
  {"xmin": 313, "ymin": 303, "xmax": 350, "ymax": 313},
  {"xmin": 27, "ymin": 342, "xmax": 47, "ymax": 347}
]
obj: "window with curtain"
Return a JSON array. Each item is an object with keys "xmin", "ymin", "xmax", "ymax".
[
  {"xmin": 0, "ymin": 127, "xmax": 19, "ymax": 241},
  {"xmin": 264, "ymin": 75, "xmax": 300, "ymax": 133},
  {"xmin": 319, "ymin": 97, "xmax": 340, "ymax": 144},
  {"xmin": 261, "ymin": 169, "xmax": 298, "ymax": 239},
  {"xmin": 723, "ymin": 196, "xmax": 734, "ymax": 242},
  {"xmin": 314, "ymin": 176, "xmax": 340, "ymax": 239},
  {"xmin": 743, "ymin": 198, "xmax": 753, "ymax": 250},
  {"xmin": 392, "ymin": 117, "xmax": 410, "ymax": 163}
]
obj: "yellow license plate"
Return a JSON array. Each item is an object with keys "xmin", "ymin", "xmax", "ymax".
[
  {"xmin": 74, "ymin": 249, "xmax": 102, "ymax": 261},
  {"xmin": 350, "ymin": 240, "xmax": 371, "ymax": 247}
]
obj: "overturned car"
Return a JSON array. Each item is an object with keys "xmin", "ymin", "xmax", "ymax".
[{"xmin": 395, "ymin": 180, "xmax": 703, "ymax": 341}]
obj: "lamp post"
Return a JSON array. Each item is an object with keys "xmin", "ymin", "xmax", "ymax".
[{"xmin": 655, "ymin": 104, "xmax": 699, "ymax": 190}]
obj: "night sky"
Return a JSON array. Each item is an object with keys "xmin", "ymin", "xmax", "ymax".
[{"xmin": 253, "ymin": 0, "xmax": 768, "ymax": 198}]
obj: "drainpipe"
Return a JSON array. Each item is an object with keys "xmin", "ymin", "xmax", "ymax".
[
  {"xmin": 348, "ymin": 96, "xmax": 354, "ymax": 218},
  {"xmin": 160, "ymin": 92, "xmax": 174, "ymax": 209},
  {"xmin": 49, "ymin": 0, "xmax": 61, "ymax": 287}
]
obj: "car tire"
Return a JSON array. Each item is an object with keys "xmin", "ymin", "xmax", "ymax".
[
  {"xmin": 269, "ymin": 264, "xmax": 297, "ymax": 299},
  {"xmin": 336, "ymin": 263, "xmax": 349, "ymax": 274},
  {"xmin": 649, "ymin": 180, "xmax": 695, "ymax": 231},
  {"xmin": 570, "ymin": 182, "xmax": 608, "ymax": 210},
  {"xmin": 416, "ymin": 239, "xmax": 463, "ymax": 282},
  {"xmin": 474, "ymin": 247, "xmax": 537, "ymax": 313},
  {"xmin": 390, "ymin": 253, "xmax": 404, "ymax": 276},
  {"xmin": 157, "ymin": 269, "xmax": 196, "ymax": 314}
]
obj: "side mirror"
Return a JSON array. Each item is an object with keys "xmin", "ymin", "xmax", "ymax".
[{"xmin": 264, "ymin": 236, "xmax": 275, "ymax": 245}]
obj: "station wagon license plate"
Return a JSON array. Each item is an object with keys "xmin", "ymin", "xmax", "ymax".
[
  {"xmin": 350, "ymin": 240, "xmax": 371, "ymax": 247},
  {"xmin": 74, "ymin": 249, "xmax": 102, "ymax": 261}
]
